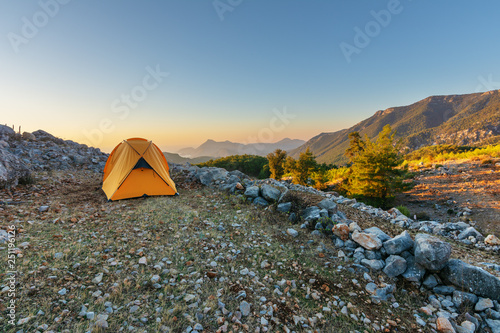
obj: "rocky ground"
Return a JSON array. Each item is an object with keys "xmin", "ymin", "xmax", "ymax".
[
  {"xmin": 1, "ymin": 127, "xmax": 500, "ymax": 332},
  {"xmin": 396, "ymin": 159, "xmax": 500, "ymax": 237},
  {"xmin": 0, "ymin": 166, "xmax": 499, "ymax": 333}
]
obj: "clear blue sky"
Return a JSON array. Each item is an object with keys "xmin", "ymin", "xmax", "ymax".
[{"xmin": 1, "ymin": 1, "xmax": 499, "ymax": 152}]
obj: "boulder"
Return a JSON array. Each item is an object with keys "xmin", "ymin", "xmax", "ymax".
[
  {"xmin": 433, "ymin": 285, "xmax": 455, "ymax": 295},
  {"xmin": 361, "ymin": 259, "xmax": 385, "ymax": 271},
  {"xmin": 244, "ymin": 186, "xmax": 260, "ymax": 198},
  {"xmin": 332, "ymin": 224, "xmax": 350, "ymax": 241},
  {"xmin": 261, "ymin": 184, "xmax": 281, "ymax": 202},
  {"xmin": 401, "ymin": 255, "xmax": 426, "ymax": 282},
  {"xmin": 32, "ymin": 129, "xmax": 64, "ymax": 144},
  {"xmin": 383, "ymin": 231, "xmax": 414, "ymax": 255},
  {"xmin": 277, "ymin": 202, "xmax": 292, "ymax": 213},
  {"xmin": 439, "ymin": 259, "xmax": 500, "ymax": 301},
  {"xmin": 0, "ymin": 125, "xmax": 15, "ymax": 139},
  {"xmin": 317, "ymin": 199, "xmax": 337, "ymax": 214},
  {"xmin": 0, "ymin": 148, "xmax": 31, "ymax": 188},
  {"xmin": 458, "ymin": 227, "xmax": 483, "ymax": 241},
  {"xmin": 422, "ymin": 274, "xmax": 439, "ymax": 289},
  {"xmin": 197, "ymin": 168, "xmax": 226, "ymax": 186},
  {"xmin": 302, "ymin": 206, "xmax": 321, "ymax": 222},
  {"xmin": 253, "ymin": 197, "xmax": 269, "ymax": 206},
  {"xmin": 383, "ymin": 255, "xmax": 407, "ymax": 278},
  {"xmin": 452, "ymin": 290, "xmax": 478, "ymax": 308},
  {"xmin": 352, "ymin": 230, "xmax": 383, "ymax": 250},
  {"xmin": 22, "ymin": 132, "xmax": 36, "ymax": 140},
  {"xmin": 364, "ymin": 227, "xmax": 391, "ymax": 242},
  {"xmin": 414, "ymin": 233, "xmax": 451, "ymax": 271}
]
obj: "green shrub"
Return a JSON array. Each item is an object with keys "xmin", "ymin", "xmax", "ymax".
[
  {"xmin": 197, "ymin": 154, "xmax": 268, "ymax": 178},
  {"xmin": 396, "ymin": 205, "xmax": 410, "ymax": 217}
]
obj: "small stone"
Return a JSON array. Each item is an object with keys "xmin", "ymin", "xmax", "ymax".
[
  {"xmin": 475, "ymin": 297, "xmax": 494, "ymax": 312},
  {"xmin": 151, "ymin": 274, "xmax": 160, "ymax": 284},
  {"xmin": 460, "ymin": 321, "xmax": 475, "ymax": 333},
  {"xmin": 277, "ymin": 202, "xmax": 292, "ymax": 213},
  {"xmin": 95, "ymin": 319, "xmax": 108, "ymax": 328},
  {"xmin": 92, "ymin": 273, "xmax": 103, "ymax": 284},
  {"xmin": 86, "ymin": 312, "xmax": 95, "ymax": 320},
  {"xmin": 365, "ymin": 282, "xmax": 377, "ymax": 294},
  {"xmin": 17, "ymin": 316, "xmax": 33, "ymax": 325},
  {"xmin": 387, "ymin": 319, "xmax": 397, "ymax": 326},
  {"xmin": 436, "ymin": 316, "xmax": 456, "ymax": 333},
  {"xmin": 419, "ymin": 307, "xmax": 433, "ymax": 316},
  {"xmin": 240, "ymin": 301, "xmax": 251, "ymax": 316},
  {"xmin": 485, "ymin": 234, "xmax": 500, "ymax": 246},
  {"xmin": 58, "ymin": 288, "xmax": 67, "ymax": 296},
  {"xmin": 261, "ymin": 260, "xmax": 270, "ymax": 269},
  {"xmin": 261, "ymin": 316, "xmax": 269, "ymax": 325},
  {"xmin": 240, "ymin": 268, "xmax": 249, "ymax": 275},
  {"xmin": 287, "ymin": 228, "xmax": 299, "ymax": 237},
  {"xmin": 39, "ymin": 205, "xmax": 49, "ymax": 213},
  {"xmin": 193, "ymin": 323, "xmax": 203, "ymax": 330},
  {"xmin": 139, "ymin": 257, "xmax": 147, "ymax": 265},
  {"xmin": 130, "ymin": 305, "xmax": 139, "ymax": 313},
  {"xmin": 361, "ymin": 259, "xmax": 385, "ymax": 271}
]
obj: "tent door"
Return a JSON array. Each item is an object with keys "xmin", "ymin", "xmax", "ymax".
[{"xmin": 133, "ymin": 157, "xmax": 153, "ymax": 170}]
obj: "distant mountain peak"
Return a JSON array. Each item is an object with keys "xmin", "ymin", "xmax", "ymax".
[
  {"xmin": 291, "ymin": 89, "xmax": 500, "ymax": 164},
  {"xmin": 177, "ymin": 138, "xmax": 306, "ymax": 159}
]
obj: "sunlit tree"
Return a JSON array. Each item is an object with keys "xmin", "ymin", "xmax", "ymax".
[
  {"xmin": 267, "ymin": 149, "xmax": 287, "ymax": 180},
  {"xmin": 347, "ymin": 125, "xmax": 404, "ymax": 205}
]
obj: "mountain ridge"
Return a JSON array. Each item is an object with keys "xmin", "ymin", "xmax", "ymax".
[
  {"xmin": 177, "ymin": 138, "xmax": 305, "ymax": 159},
  {"xmin": 291, "ymin": 89, "xmax": 500, "ymax": 164}
]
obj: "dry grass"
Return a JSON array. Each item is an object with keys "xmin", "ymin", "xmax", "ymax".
[{"xmin": 0, "ymin": 170, "xmax": 451, "ymax": 332}]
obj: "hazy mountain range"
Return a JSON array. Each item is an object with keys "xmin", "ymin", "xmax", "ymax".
[
  {"xmin": 176, "ymin": 138, "xmax": 305, "ymax": 159},
  {"xmin": 291, "ymin": 89, "xmax": 500, "ymax": 164}
]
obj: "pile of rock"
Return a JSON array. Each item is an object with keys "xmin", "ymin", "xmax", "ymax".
[
  {"xmin": 171, "ymin": 163, "xmax": 500, "ymax": 331},
  {"xmin": 173, "ymin": 162, "xmax": 499, "ymax": 253},
  {"xmin": 0, "ymin": 125, "xmax": 108, "ymax": 188}
]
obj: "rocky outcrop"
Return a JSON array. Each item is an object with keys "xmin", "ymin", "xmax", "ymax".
[
  {"xmin": 0, "ymin": 125, "xmax": 108, "ymax": 188},
  {"xmin": 0, "ymin": 148, "xmax": 31, "ymax": 188}
]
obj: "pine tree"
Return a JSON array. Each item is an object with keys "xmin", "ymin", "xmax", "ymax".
[
  {"xmin": 347, "ymin": 125, "xmax": 404, "ymax": 205},
  {"xmin": 292, "ymin": 148, "xmax": 317, "ymax": 185},
  {"xmin": 267, "ymin": 149, "xmax": 287, "ymax": 180},
  {"xmin": 345, "ymin": 131, "xmax": 365, "ymax": 161}
]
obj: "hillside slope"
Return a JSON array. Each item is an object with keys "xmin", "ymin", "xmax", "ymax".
[{"xmin": 292, "ymin": 90, "xmax": 500, "ymax": 164}]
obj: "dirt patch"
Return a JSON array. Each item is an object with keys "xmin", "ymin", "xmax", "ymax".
[{"xmin": 396, "ymin": 160, "xmax": 500, "ymax": 237}]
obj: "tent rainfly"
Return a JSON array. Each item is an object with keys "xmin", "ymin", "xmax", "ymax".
[{"xmin": 102, "ymin": 138, "xmax": 177, "ymax": 200}]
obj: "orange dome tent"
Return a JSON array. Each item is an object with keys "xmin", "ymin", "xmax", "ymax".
[{"xmin": 102, "ymin": 138, "xmax": 177, "ymax": 200}]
